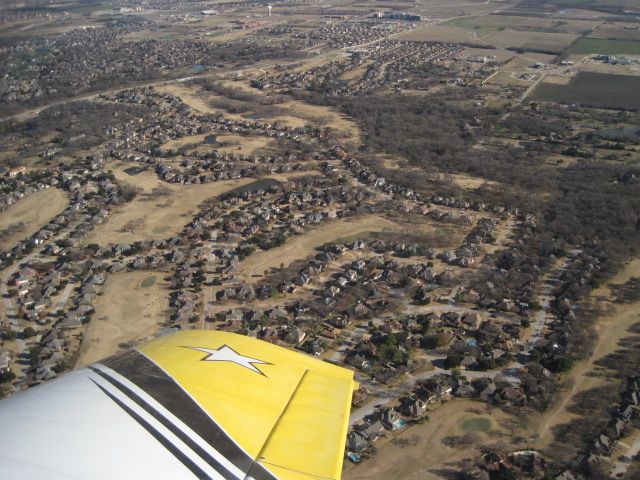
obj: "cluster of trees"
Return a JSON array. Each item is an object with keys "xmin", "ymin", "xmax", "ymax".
[
  {"xmin": 315, "ymin": 90, "xmax": 640, "ymax": 288},
  {"xmin": 1, "ymin": 101, "xmax": 153, "ymax": 159},
  {"xmin": 373, "ymin": 331, "xmax": 413, "ymax": 365}
]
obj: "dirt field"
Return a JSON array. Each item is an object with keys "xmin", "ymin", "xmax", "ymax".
[
  {"xmin": 75, "ymin": 271, "xmax": 171, "ymax": 367},
  {"xmin": 84, "ymin": 163, "xmax": 259, "ymax": 245},
  {"xmin": 344, "ymin": 400, "xmax": 521, "ymax": 480},
  {"xmin": 0, "ymin": 188, "xmax": 68, "ymax": 250}
]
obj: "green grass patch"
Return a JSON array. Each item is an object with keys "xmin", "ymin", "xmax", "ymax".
[
  {"xmin": 443, "ymin": 16, "xmax": 500, "ymax": 36},
  {"xmin": 530, "ymin": 72, "xmax": 640, "ymax": 110},
  {"xmin": 570, "ymin": 37, "xmax": 640, "ymax": 54},
  {"xmin": 461, "ymin": 417, "xmax": 492, "ymax": 433},
  {"xmin": 141, "ymin": 276, "xmax": 156, "ymax": 288},
  {"xmin": 546, "ymin": 0, "xmax": 593, "ymax": 4}
]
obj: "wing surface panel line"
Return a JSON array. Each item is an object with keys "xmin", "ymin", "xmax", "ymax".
[{"xmin": 249, "ymin": 370, "xmax": 309, "ymax": 478}]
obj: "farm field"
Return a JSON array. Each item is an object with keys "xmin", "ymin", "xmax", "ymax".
[
  {"xmin": 569, "ymin": 37, "xmax": 640, "ymax": 54},
  {"xmin": 393, "ymin": 25, "xmax": 488, "ymax": 45},
  {"xmin": 590, "ymin": 22, "xmax": 640, "ymax": 40},
  {"xmin": 0, "ymin": 188, "xmax": 68, "ymax": 250},
  {"xmin": 413, "ymin": 0, "xmax": 506, "ymax": 18},
  {"xmin": 444, "ymin": 15, "xmax": 597, "ymax": 36},
  {"xmin": 530, "ymin": 71, "xmax": 640, "ymax": 109},
  {"xmin": 484, "ymin": 29, "xmax": 579, "ymax": 54},
  {"xmin": 547, "ymin": 0, "xmax": 640, "ymax": 7},
  {"xmin": 75, "ymin": 272, "xmax": 171, "ymax": 367}
]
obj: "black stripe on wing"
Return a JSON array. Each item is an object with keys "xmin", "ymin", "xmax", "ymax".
[
  {"xmin": 90, "ymin": 379, "xmax": 213, "ymax": 480},
  {"xmin": 100, "ymin": 350, "xmax": 278, "ymax": 480},
  {"xmin": 90, "ymin": 367, "xmax": 238, "ymax": 480}
]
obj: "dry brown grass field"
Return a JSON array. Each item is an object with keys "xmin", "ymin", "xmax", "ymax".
[
  {"xmin": 0, "ymin": 188, "xmax": 68, "ymax": 250},
  {"xmin": 236, "ymin": 214, "xmax": 468, "ymax": 281},
  {"xmin": 86, "ymin": 163, "xmax": 318, "ymax": 245},
  {"xmin": 157, "ymin": 82, "xmax": 361, "ymax": 141},
  {"xmin": 460, "ymin": 47, "xmax": 515, "ymax": 62},
  {"xmin": 486, "ymin": 70, "xmax": 534, "ymax": 87},
  {"xmin": 75, "ymin": 271, "xmax": 171, "ymax": 367},
  {"xmin": 530, "ymin": 257, "xmax": 640, "ymax": 451},
  {"xmin": 343, "ymin": 400, "xmax": 520, "ymax": 480},
  {"xmin": 236, "ymin": 215, "xmax": 401, "ymax": 281},
  {"xmin": 161, "ymin": 133, "xmax": 272, "ymax": 155},
  {"xmin": 445, "ymin": 172, "xmax": 501, "ymax": 190},
  {"xmin": 590, "ymin": 22, "xmax": 640, "ymax": 40},
  {"xmin": 84, "ymin": 163, "xmax": 258, "ymax": 245},
  {"xmin": 415, "ymin": 0, "xmax": 509, "ymax": 18}
]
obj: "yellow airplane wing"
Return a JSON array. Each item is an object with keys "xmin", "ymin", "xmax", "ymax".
[
  {"xmin": 112, "ymin": 330, "xmax": 355, "ymax": 479},
  {"xmin": 0, "ymin": 330, "xmax": 356, "ymax": 480},
  {"xmin": 136, "ymin": 330, "xmax": 356, "ymax": 480}
]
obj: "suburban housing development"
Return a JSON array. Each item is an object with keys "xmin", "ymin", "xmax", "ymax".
[{"xmin": 0, "ymin": 0, "xmax": 640, "ymax": 477}]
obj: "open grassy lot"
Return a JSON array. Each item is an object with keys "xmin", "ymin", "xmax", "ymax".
[
  {"xmin": 529, "ymin": 257, "xmax": 640, "ymax": 456},
  {"xmin": 570, "ymin": 37, "xmax": 640, "ymax": 54},
  {"xmin": 75, "ymin": 271, "xmax": 171, "ymax": 367},
  {"xmin": 237, "ymin": 214, "xmax": 468, "ymax": 281},
  {"xmin": 86, "ymin": 163, "xmax": 316, "ymax": 245},
  {"xmin": 237, "ymin": 215, "xmax": 401, "ymax": 281},
  {"xmin": 413, "ymin": 0, "xmax": 508, "ymax": 19},
  {"xmin": 157, "ymin": 81, "xmax": 361, "ymax": 141},
  {"xmin": 343, "ymin": 400, "xmax": 521, "ymax": 480},
  {"xmin": 531, "ymin": 71, "xmax": 640, "ymax": 110},
  {"xmin": 84, "ymin": 163, "xmax": 259, "ymax": 245},
  {"xmin": 460, "ymin": 47, "xmax": 515, "ymax": 62},
  {"xmin": 484, "ymin": 29, "xmax": 579, "ymax": 53},
  {"xmin": 0, "ymin": 188, "xmax": 68, "ymax": 250},
  {"xmin": 443, "ymin": 16, "xmax": 502, "ymax": 37},
  {"xmin": 161, "ymin": 133, "xmax": 272, "ymax": 155}
]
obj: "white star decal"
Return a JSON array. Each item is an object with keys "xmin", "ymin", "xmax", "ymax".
[{"xmin": 185, "ymin": 345, "xmax": 271, "ymax": 376}]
